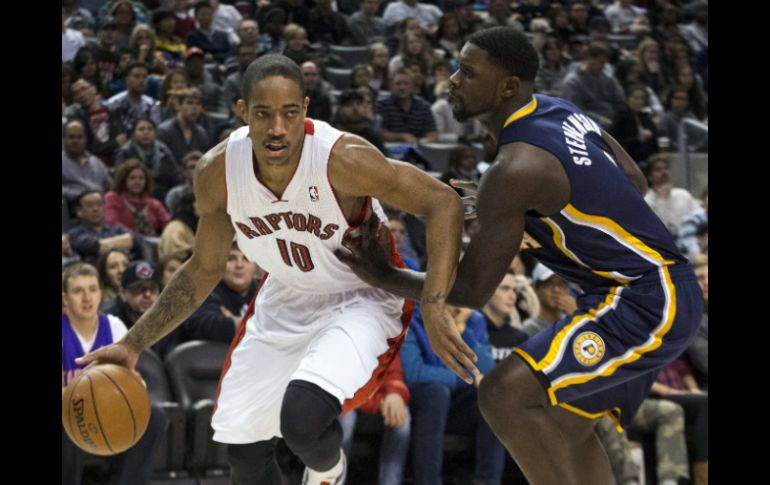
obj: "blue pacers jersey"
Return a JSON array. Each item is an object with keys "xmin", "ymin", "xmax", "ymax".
[{"xmin": 498, "ymin": 94, "xmax": 688, "ymax": 292}]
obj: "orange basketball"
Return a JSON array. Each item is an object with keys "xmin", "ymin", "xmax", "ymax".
[{"xmin": 62, "ymin": 363, "xmax": 151, "ymax": 456}]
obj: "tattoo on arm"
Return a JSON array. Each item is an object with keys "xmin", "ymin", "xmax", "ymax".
[
  {"xmin": 124, "ymin": 270, "xmax": 197, "ymax": 351},
  {"xmin": 423, "ymin": 291, "xmax": 447, "ymax": 305}
]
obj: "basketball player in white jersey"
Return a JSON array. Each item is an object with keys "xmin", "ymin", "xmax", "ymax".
[{"xmin": 77, "ymin": 55, "xmax": 476, "ymax": 485}]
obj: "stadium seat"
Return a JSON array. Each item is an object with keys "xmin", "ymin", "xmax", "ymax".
[
  {"xmin": 136, "ymin": 349, "xmax": 188, "ymax": 475},
  {"xmin": 417, "ymin": 142, "xmax": 462, "ymax": 174},
  {"xmin": 165, "ymin": 341, "xmax": 230, "ymax": 475},
  {"xmin": 328, "ymin": 44, "xmax": 370, "ymax": 68},
  {"xmin": 324, "ymin": 67, "xmax": 353, "ymax": 90}
]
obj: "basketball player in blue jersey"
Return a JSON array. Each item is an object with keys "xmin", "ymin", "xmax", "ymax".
[
  {"xmin": 336, "ymin": 27, "xmax": 703, "ymax": 484},
  {"xmin": 77, "ymin": 55, "xmax": 467, "ymax": 485}
]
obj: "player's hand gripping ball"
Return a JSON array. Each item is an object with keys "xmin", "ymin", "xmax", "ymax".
[{"xmin": 62, "ymin": 364, "xmax": 151, "ymax": 455}]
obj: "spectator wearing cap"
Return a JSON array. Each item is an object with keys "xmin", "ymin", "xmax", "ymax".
[
  {"xmin": 183, "ymin": 46, "xmax": 224, "ymax": 115},
  {"xmin": 89, "ymin": 16, "xmax": 121, "ymax": 95},
  {"xmin": 332, "ymin": 89, "xmax": 386, "ymax": 153},
  {"xmin": 185, "ymin": 0, "xmax": 233, "ymax": 65},
  {"xmin": 521, "ymin": 264, "xmax": 577, "ymax": 337},
  {"xmin": 154, "ymin": 7, "xmax": 187, "ymax": 68},
  {"xmin": 157, "ymin": 87, "xmax": 212, "ymax": 166},
  {"xmin": 100, "ymin": 259, "xmax": 161, "ymax": 329}
]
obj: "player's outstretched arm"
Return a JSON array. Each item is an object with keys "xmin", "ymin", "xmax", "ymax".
[
  {"xmin": 337, "ymin": 143, "xmax": 569, "ymax": 309},
  {"xmin": 77, "ymin": 144, "xmax": 236, "ymax": 370},
  {"xmin": 329, "ymin": 135, "xmax": 479, "ymax": 383}
]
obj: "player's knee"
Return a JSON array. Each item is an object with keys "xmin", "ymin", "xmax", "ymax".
[
  {"xmin": 280, "ymin": 380, "xmax": 341, "ymax": 446},
  {"xmin": 479, "ymin": 356, "xmax": 544, "ymax": 418}
]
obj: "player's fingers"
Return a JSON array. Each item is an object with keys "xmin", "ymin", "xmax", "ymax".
[
  {"xmin": 449, "ymin": 335, "xmax": 480, "ymax": 378},
  {"xmin": 75, "ymin": 349, "xmax": 102, "ymax": 366},
  {"xmin": 439, "ymin": 350, "xmax": 474, "ymax": 385}
]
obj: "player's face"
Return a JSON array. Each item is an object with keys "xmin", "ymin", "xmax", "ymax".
[
  {"xmin": 106, "ymin": 251, "xmax": 129, "ymax": 290},
  {"xmin": 449, "ymin": 43, "xmax": 506, "ymax": 122},
  {"xmin": 224, "ymin": 248, "xmax": 258, "ymax": 294},
  {"xmin": 240, "ymin": 75, "xmax": 309, "ymax": 166},
  {"xmin": 63, "ymin": 275, "xmax": 101, "ymax": 321},
  {"xmin": 487, "ymin": 273, "xmax": 517, "ymax": 315}
]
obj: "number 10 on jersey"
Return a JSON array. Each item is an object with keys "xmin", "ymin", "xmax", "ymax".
[{"xmin": 276, "ymin": 239, "xmax": 315, "ymax": 272}]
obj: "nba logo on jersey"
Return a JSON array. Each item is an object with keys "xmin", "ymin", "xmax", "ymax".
[{"xmin": 308, "ymin": 186, "xmax": 320, "ymax": 202}]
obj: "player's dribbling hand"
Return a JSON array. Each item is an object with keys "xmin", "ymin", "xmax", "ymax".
[
  {"xmin": 421, "ymin": 304, "xmax": 480, "ymax": 385},
  {"xmin": 334, "ymin": 213, "xmax": 394, "ymax": 287},
  {"xmin": 75, "ymin": 342, "xmax": 142, "ymax": 383}
]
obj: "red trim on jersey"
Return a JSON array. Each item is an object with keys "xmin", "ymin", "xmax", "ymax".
[
  {"xmin": 213, "ymin": 273, "xmax": 269, "ymax": 414},
  {"xmin": 342, "ymin": 231, "xmax": 415, "ymax": 414},
  {"xmin": 304, "ymin": 118, "xmax": 315, "ymax": 135}
]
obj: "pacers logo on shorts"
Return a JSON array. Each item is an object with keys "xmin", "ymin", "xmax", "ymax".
[{"xmin": 573, "ymin": 332, "xmax": 605, "ymax": 366}]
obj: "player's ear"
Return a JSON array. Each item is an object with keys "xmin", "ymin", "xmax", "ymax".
[
  {"xmin": 303, "ymin": 96, "xmax": 310, "ymax": 115},
  {"xmin": 237, "ymin": 99, "xmax": 249, "ymax": 122},
  {"xmin": 500, "ymin": 76, "xmax": 521, "ymax": 101}
]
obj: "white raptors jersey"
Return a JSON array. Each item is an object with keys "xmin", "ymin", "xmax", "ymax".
[{"xmin": 225, "ymin": 119, "xmax": 373, "ymax": 294}]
